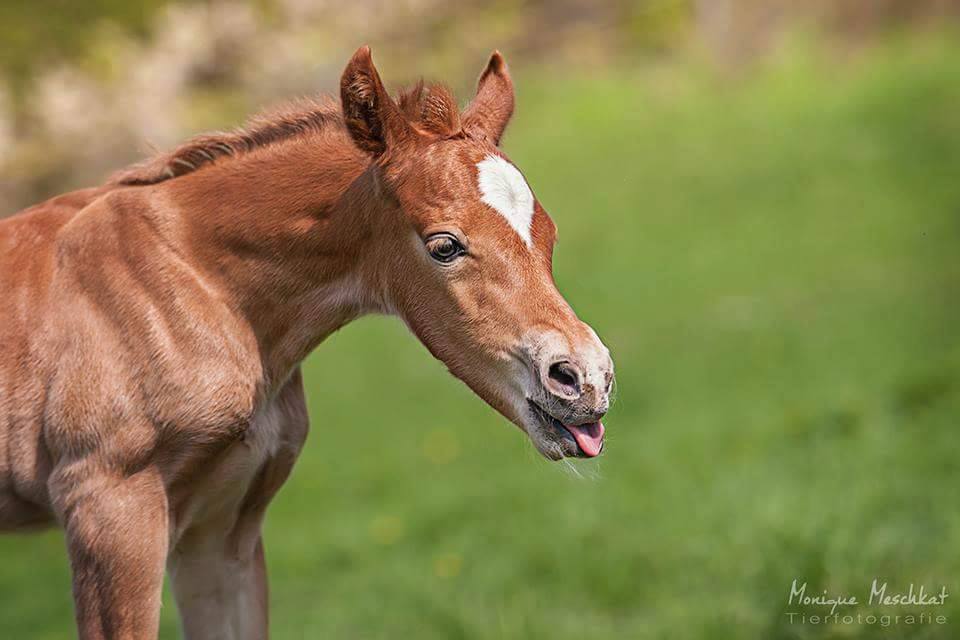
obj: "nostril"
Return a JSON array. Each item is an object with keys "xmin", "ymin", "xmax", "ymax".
[{"xmin": 547, "ymin": 361, "xmax": 581, "ymax": 398}]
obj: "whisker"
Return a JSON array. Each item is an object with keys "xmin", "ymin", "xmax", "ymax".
[{"xmin": 560, "ymin": 457, "xmax": 584, "ymax": 479}]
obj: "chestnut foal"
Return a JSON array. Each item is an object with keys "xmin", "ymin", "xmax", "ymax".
[{"xmin": 0, "ymin": 48, "xmax": 614, "ymax": 638}]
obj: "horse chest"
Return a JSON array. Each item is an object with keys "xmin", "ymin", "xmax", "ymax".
[{"xmin": 170, "ymin": 399, "xmax": 293, "ymax": 541}]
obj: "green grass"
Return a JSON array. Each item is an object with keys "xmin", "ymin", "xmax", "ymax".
[{"xmin": 1, "ymin": 35, "xmax": 959, "ymax": 639}]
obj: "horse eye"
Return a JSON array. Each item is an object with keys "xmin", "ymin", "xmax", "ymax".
[{"xmin": 426, "ymin": 234, "xmax": 465, "ymax": 264}]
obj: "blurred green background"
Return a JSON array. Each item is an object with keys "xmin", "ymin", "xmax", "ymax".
[{"xmin": 1, "ymin": 1, "xmax": 959, "ymax": 638}]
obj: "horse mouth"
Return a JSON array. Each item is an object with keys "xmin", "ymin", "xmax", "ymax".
[{"xmin": 526, "ymin": 399, "xmax": 605, "ymax": 459}]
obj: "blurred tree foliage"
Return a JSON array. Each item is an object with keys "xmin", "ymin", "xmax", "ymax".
[
  {"xmin": 0, "ymin": 0, "xmax": 191, "ymax": 94},
  {"xmin": 4, "ymin": 0, "xmax": 959, "ymax": 94}
]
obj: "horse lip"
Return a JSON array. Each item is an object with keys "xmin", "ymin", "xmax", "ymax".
[{"xmin": 526, "ymin": 398, "xmax": 587, "ymax": 456}]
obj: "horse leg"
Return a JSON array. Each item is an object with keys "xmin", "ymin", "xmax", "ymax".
[
  {"xmin": 168, "ymin": 531, "xmax": 269, "ymax": 640},
  {"xmin": 52, "ymin": 465, "xmax": 169, "ymax": 640},
  {"xmin": 168, "ymin": 446, "xmax": 302, "ymax": 640},
  {"xmin": 169, "ymin": 369, "xmax": 307, "ymax": 640}
]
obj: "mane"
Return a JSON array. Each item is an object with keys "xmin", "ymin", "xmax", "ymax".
[{"xmin": 111, "ymin": 83, "xmax": 460, "ymax": 186}]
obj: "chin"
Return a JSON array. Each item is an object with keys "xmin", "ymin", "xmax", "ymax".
[{"xmin": 528, "ymin": 430, "xmax": 578, "ymax": 461}]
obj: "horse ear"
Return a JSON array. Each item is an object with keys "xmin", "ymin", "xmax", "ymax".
[
  {"xmin": 462, "ymin": 51, "xmax": 515, "ymax": 146},
  {"xmin": 340, "ymin": 46, "xmax": 413, "ymax": 155}
]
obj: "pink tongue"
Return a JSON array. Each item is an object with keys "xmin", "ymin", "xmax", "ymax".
[{"xmin": 564, "ymin": 421, "xmax": 605, "ymax": 457}]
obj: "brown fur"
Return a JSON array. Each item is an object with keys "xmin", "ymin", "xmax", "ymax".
[{"xmin": 0, "ymin": 47, "xmax": 613, "ymax": 639}]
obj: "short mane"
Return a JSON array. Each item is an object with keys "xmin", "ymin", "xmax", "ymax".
[{"xmin": 112, "ymin": 83, "xmax": 460, "ymax": 186}]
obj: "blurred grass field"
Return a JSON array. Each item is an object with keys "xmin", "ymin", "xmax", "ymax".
[{"xmin": 1, "ymin": 35, "xmax": 959, "ymax": 639}]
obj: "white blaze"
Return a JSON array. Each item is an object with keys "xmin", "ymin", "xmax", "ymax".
[{"xmin": 476, "ymin": 154, "xmax": 535, "ymax": 248}]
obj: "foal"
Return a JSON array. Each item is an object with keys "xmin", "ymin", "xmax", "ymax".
[{"xmin": 0, "ymin": 47, "xmax": 614, "ymax": 638}]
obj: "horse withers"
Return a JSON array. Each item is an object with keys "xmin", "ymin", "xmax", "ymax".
[{"xmin": 0, "ymin": 47, "xmax": 614, "ymax": 638}]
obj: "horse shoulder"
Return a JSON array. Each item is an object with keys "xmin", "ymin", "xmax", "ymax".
[{"xmin": 35, "ymin": 189, "xmax": 264, "ymax": 474}]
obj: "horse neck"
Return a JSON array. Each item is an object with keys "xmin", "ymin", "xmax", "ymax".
[{"xmin": 161, "ymin": 132, "xmax": 389, "ymax": 385}]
